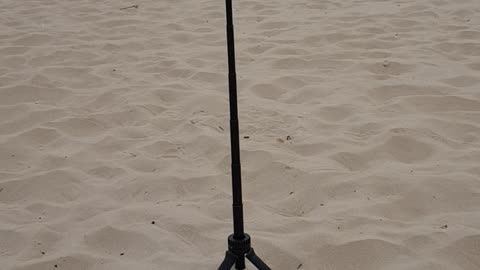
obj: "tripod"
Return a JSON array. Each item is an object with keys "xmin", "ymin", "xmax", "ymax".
[{"xmin": 218, "ymin": 1, "xmax": 271, "ymax": 269}]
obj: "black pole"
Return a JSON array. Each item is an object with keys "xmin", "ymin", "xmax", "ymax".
[
  {"xmin": 218, "ymin": 1, "xmax": 271, "ymax": 269},
  {"xmin": 226, "ymin": 0, "xmax": 244, "ymax": 240}
]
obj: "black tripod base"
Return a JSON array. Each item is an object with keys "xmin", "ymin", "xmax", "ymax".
[{"xmin": 218, "ymin": 234, "xmax": 271, "ymax": 270}]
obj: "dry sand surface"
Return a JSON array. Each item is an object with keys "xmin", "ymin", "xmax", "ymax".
[{"xmin": 1, "ymin": 0, "xmax": 480, "ymax": 269}]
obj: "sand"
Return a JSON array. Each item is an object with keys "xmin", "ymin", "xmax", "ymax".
[{"xmin": 1, "ymin": 0, "xmax": 480, "ymax": 269}]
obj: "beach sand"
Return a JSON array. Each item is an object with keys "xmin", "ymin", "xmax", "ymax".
[{"xmin": 1, "ymin": 0, "xmax": 480, "ymax": 269}]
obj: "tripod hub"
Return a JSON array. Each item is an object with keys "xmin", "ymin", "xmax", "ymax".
[
  {"xmin": 228, "ymin": 233, "xmax": 251, "ymax": 256},
  {"xmin": 218, "ymin": 234, "xmax": 271, "ymax": 270}
]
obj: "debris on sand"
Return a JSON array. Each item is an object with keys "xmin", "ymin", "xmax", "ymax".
[{"xmin": 120, "ymin": 5, "xmax": 139, "ymax": 10}]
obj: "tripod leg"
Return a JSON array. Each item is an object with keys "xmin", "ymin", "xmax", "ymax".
[
  {"xmin": 218, "ymin": 251, "xmax": 237, "ymax": 270},
  {"xmin": 246, "ymin": 248, "xmax": 271, "ymax": 270},
  {"xmin": 235, "ymin": 254, "xmax": 246, "ymax": 270}
]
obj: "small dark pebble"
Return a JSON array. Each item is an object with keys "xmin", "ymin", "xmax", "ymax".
[
  {"xmin": 320, "ymin": 203, "xmax": 324, "ymax": 206},
  {"xmin": 120, "ymin": 252, "xmax": 125, "ymax": 256},
  {"xmin": 297, "ymin": 263, "xmax": 303, "ymax": 269},
  {"xmin": 41, "ymin": 251, "xmax": 45, "ymax": 255},
  {"xmin": 218, "ymin": 126, "xmax": 224, "ymax": 131},
  {"xmin": 441, "ymin": 225, "xmax": 448, "ymax": 229},
  {"xmin": 54, "ymin": 265, "xmax": 58, "ymax": 268},
  {"xmin": 289, "ymin": 191, "xmax": 294, "ymax": 195},
  {"xmin": 151, "ymin": 221, "xmax": 156, "ymax": 225},
  {"xmin": 286, "ymin": 135, "xmax": 292, "ymax": 140},
  {"xmin": 244, "ymin": 136, "xmax": 250, "ymax": 139},
  {"xmin": 337, "ymin": 226, "xmax": 341, "ymax": 230}
]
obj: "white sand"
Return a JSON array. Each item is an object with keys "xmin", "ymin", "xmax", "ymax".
[{"xmin": 1, "ymin": 0, "xmax": 480, "ymax": 269}]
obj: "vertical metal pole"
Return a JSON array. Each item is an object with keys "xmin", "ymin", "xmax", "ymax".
[{"xmin": 225, "ymin": 0, "xmax": 245, "ymax": 239}]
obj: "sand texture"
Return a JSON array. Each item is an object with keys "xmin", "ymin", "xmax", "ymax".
[{"xmin": 1, "ymin": 0, "xmax": 480, "ymax": 269}]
